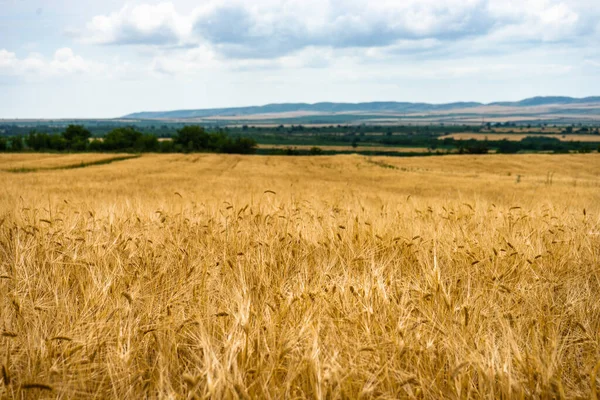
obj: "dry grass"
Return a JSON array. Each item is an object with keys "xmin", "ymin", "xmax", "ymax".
[
  {"xmin": 441, "ymin": 133, "xmax": 600, "ymax": 142},
  {"xmin": 1, "ymin": 153, "xmax": 599, "ymax": 399}
]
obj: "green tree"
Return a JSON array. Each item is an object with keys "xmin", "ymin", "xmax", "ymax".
[
  {"xmin": 103, "ymin": 127, "xmax": 143, "ymax": 151},
  {"xmin": 173, "ymin": 126, "xmax": 210, "ymax": 151},
  {"xmin": 220, "ymin": 137, "xmax": 257, "ymax": 154},
  {"xmin": 10, "ymin": 136, "xmax": 24, "ymax": 152},
  {"xmin": 49, "ymin": 135, "xmax": 67, "ymax": 151},
  {"xmin": 63, "ymin": 125, "xmax": 91, "ymax": 150},
  {"xmin": 26, "ymin": 131, "xmax": 51, "ymax": 151},
  {"xmin": 137, "ymin": 134, "xmax": 159, "ymax": 152},
  {"xmin": 159, "ymin": 139, "xmax": 175, "ymax": 153},
  {"xmin": 89, "ymin": 139, "xmax": 105, "ymax": 152},
  {"xmin": 496, "ymin": 139, "xmax": 520, "ymax": 154}
]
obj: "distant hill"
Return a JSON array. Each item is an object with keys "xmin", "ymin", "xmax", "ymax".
[
  {"xmin": 122, "ymin": 97, "xmax": 600, "ymax": 120},
  {"xmin": 489, "ymin": 96, "xmax": 600, "ymax": 107},
  {"xmin": 123, "ymin": 101, "xmax": 486, "ymax": 119}
]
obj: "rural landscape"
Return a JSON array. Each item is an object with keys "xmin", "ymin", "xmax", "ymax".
[
  {"xmin": 1, "ymin": 150, "xmax": 600, "ymax": 398},
  {"xmin": 3, "ymin": 0, "xmax": 600, "ymax": 398},
  {"xmin": 2, "ymin": 97, "xmax": 600, "ymax": 157},
  {"xmin": 2, "ymin": 90, "xmax": 600, "ymax": 400}
]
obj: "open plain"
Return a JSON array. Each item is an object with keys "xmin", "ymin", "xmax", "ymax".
[{"xmin": 1, "ymin": 153, "xmax": 599, "ymax": 399}]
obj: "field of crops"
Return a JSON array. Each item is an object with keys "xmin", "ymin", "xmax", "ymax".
[{"xmin": 1, "ymin": 153, "xmax": 599, "ymax": 399}]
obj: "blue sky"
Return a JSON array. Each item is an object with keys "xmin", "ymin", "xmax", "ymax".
[{"xmin": 1, "ymin": 0, "xmax": 599, "ymax": 118}]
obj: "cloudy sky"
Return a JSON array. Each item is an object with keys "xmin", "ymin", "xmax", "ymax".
[{"xmin": 1, "ymin": 0, "xmax": 599, "ymax": 118}]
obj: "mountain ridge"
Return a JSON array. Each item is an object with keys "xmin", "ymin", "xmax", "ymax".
[{"xmin": 123, "ymin": 96, "xmax": 600, "ymax": 120}]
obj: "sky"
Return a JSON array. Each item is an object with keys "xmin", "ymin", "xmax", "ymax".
[{"xmin": 1, "ymin": 0, "xmax": 600, "ymax": 118}]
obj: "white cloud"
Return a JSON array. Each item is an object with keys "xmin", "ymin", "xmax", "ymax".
[
  {"xmin": 82, "ymin": 2, "xmax": 192, "ymax": 46},
  {"xmin": 150, "ymin": 45, "xmax": 218, "ymax": 75},
  {"xmin": 186, "ymin": 0, "xmax": 495, "ymax": 58},
  {"xmin": 148, "ymin": 43, "xmax": 365, "ymax": 76},
  {"xmin": 73, "ymin": 1, "xmax": 483, "ymax": 55},
  {"xmin": 1, "ymin": 0, "xmax": 594, "ymax": 91},
  {"xmin": 330, "ymin": 60, "xmax": 574, "ymax": 83},
  {"xmin": 77, "ymin": 0, "xmax": 600, "ymax": 62},
  {"xmin": 488, "ymin": 0, "xmax": 595, "ymax": 43},
  {"xmin": 584, "ymin": 59, "xmax": 600, "ymax": 68},
  {"xmin": 0, "ymin": 49, "xmax": 18, "ymax": 68},
  {"xmin": 49, "ymin": 48, "xmax": 93, "ymax": 74},
  {"xmin": 0, "ymin": 48, "xmax": 104, "ymax": 79}
]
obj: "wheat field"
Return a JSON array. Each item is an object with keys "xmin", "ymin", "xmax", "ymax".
[{"xmin": 1, "ymin": 153, "xmax": 599, "ymax": 399}]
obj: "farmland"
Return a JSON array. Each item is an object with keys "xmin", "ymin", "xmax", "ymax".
[
  {"xmin": 1, "ymin": 153, "xmax": 599, "ymax": 398},
  {"xmin": 3, "ymin": 121, "xmax": 600, "ymax": 156}
]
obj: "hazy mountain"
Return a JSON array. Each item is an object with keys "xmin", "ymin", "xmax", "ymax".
[
  {"xmin": 489, "ymin": 96, "xmax": 600, "ymax": 107},
  {"xmin": 123, "ymin": 97, "xmax": 600, "ymax": 120}
]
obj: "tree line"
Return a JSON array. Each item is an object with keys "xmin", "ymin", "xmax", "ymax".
[
  {"xmin": 450, "ymin": 137, "xmax": 598, "ymax": 154},
  {"xmin": 0, "ymin": 125, "xmax": 257, "ymax": 154},
  {"xmin": 1, "ymin": 123, "xmax": 597, "ymax": 155}
]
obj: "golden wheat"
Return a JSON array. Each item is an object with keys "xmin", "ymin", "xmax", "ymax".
[{"xmin": 0, "ymin": 153, "xmax": 599, "ymax": 399}]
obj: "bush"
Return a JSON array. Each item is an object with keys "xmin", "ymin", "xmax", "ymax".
[
  {"xmin": 577, "ymin": 145, "xmax": 592, "ymax": 154},
  {"xmin": 460, "ymin": 140, "xmax": 489, "ymax": 154},
  {"xmin": 221, "ymin": 137, "xmax": 257, "ymax": 154},
  {"xmin": 496, "ymin": 139, "xmax": 520, "ymax": 154},
  {"xmin": 158, "ymin": 140, "xmax": 175, "ymax": 153},
  {"xmin": 281, "ymin": 147, "xmax": 300, "ymax": 155},
  {"xmin": 309, "ymin": 147, "xmax": 323, "ymax": 155},
  {"xmin": 89, "ymin": 139, "xmax": 104, "ymax": 152}
]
